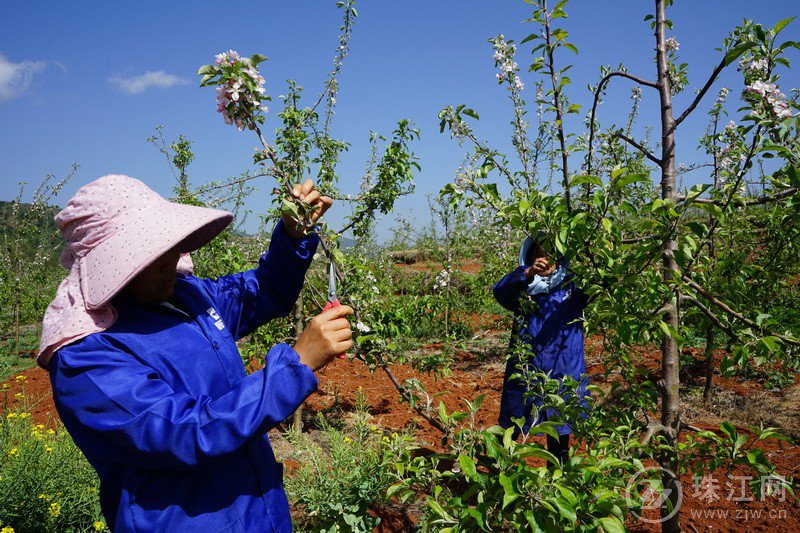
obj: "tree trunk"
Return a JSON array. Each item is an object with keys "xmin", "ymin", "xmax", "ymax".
[
  {"xmin": 655, "ymin": 1, "xmax": 682, "ymax": 530},
  {"xmin": 703, "ymin": 321, "xmax": 715, "ymax": 404}
]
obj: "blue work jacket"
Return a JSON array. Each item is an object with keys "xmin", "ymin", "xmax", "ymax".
[
  {"xmin": 49, "ymin": 221, "xmax": 319, "ymax": 532},
  {"xmin": 493, "ymin": 265, "xmax": 589, "ymax": 435}
]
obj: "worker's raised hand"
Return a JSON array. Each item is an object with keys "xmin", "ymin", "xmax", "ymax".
[
  {"xmin": 293, "ymin": 304, "xmax": 354, "ymax": 372},
  {"xmin": 282, "ymin": 179, "xmax": 334, "ymax": 238},
  {"xmin": 525, "ymin": 257, "xmax": 556, "ymax": 278}
]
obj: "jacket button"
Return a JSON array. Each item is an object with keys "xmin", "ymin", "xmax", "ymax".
[{"xmin": 212, "ymin": 340, "xmax": 220, "ymax": 350}]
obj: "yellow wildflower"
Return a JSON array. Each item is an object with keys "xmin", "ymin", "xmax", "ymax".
[
  {"xmin": 1, "ymin": 382, "xmax": 10, "ymax": 389},
  {"xmin": 18, "ymin": 413, "xmax": 29, "ymax": 419},
  {"xmin": 45, "ymin": 446, "xmax": 53, "ymax": 453},
  {"xmin": 38, "ymin": 494, "xmax": 48, "ymax": 500},
  {"xmin": 5, "ymin": 413, "xmax": 17, "ymax": 420},
  {"xmin": 2, "ymin": 526, "xmax": 16, "ymax": 533},
  {"xmin": 93, "ymin": 522, "xmax": 106, "ymax": 531},
  {"xmin": 8, "ymin": 448, "xmax": 18, "ymax": 457},
  {"xmin": 370, "ymin": 425, "xmax": 378, "ymax": 431},
  {"xmin": 13, "ymin": 393, "xmax": 23, "ymax": 400},
  {"xmin": 47, "ymin": 429, "xmax": 55, "ymax": 435},
  {"xmin": 48, "ymin": 502, "xmax": 61, "ymax": 518},
  {"xmin": 343, "ymin": 437, "xmax": 352, "ymax": 444},
  {"xmin": 14, "ymin": 375, "xmax": 26, "ymax": 382}
]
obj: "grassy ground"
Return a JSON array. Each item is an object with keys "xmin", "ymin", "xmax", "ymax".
[{"xmin": 0, "ymin": 327, "xmax": 39, "ymax": 382}]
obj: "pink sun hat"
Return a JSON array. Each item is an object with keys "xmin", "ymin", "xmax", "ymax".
[{"xmin": 38, "ymin": 174, "xmax": 233, "ymax": 368}]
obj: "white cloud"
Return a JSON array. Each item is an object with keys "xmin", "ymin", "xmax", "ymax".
[
  {"xmin": 53, "ymin": 61, "xmax": 69, "ymax": 75},
  {"xmin": 109, "ymin": 70, "xmax": 189, "ymax": 94},
  {"xmin": 0, "ymin": 53, "xmax": 47, "ymax": 103}
]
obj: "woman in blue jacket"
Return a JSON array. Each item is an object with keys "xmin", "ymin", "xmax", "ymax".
[
  {"xmin": 493, "ymin": 235, "xmax": 588, "ymax": 464},
  {"xmin": 38, "ymin": 175, "xmax": 351, "ymax": 532}
]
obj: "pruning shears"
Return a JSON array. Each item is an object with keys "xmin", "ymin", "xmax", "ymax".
[{"xmin": 323, "ymin": 261, "xmax": 346, "ymax": 359}]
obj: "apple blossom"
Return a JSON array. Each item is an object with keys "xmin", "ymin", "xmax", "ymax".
[{"xmin": 665, "ymin": 37, "xmax": 680, "ymax": 52}]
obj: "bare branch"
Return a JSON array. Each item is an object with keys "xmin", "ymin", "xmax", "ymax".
[
  {"xmin": 682, "ymin": 276, "xmax": 800, "ymax": 346},
  {"xmin": 642, "ymin": 421, "xmax": 676, "ymax": 445},
  {"xmin": 671, "ymin": 56, "xmax": 728, "ymax": 134},
  {"xmin": 677, "ymin": 187, "xmax": 798, "ymax": 206},
  {"xmin": 587, "ymin": 71, "xmax": 658, "ymax": 176},
  {"xmin": 683, "ymin": 295, "xmax": 736, "ymax": 337},
  {"xmin": 543, "ymin": 0, "xmax": 572, "ymax": 212},
  {"xmin": 621, "ymin": 235, "xmax": 655, "ymax": 244},
  {"xmin": 613, "ymin": 132, "xmax": 662, "ymax": 165}
]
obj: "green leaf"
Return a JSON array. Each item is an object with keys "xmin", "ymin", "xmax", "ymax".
[
  {"xmin": 553, "ymin": 495, "xmax": 577, "ymax": 525},
  {"xmin": 724, "ymin": 42, "xmax": 758, "ymax": 66},
  {"xmin": 250, "ymin": 53, "xmax": 268, "ymax": 64},
  {"xmin": 773, "ymin": 16, "xmax": 796, "ymax": 37},
  {"xmin": 196, "ymin": 64, "xmax": 215, "ymax": 76},
  {"xmin": 517, "ymin": 446, "xmax": 560, "ymax": 465},
  {"xmin": 461, "ymin": 108, "xmax": 480, "ymax": 120},
  {"xmin": 458, "ymin": 454, "xmax": 477, "ymax": 478},
  {"xmin": 521, "ymin": 32, "xmax": 540, "ymax": 44},
  {"xmin": 571, "ymin": 174, "xmax": 602, "ymax": 187},
  {"xmin": 427, "ymin": 498, "xmax": 452, "ymax": 520},
  {"xmin": 761, "ymin": 336, "xmax": 779, "ymax": 352},
  {"xmin": 564, "ymin": 43, "xmax": 579, "ymax": 54},
  {"xmin": 720, "ymin": 421, "xmax": 737, "ymax": 440},
  {"xmin": 614, "ymin": 172, "xmax": 648, "ymax": 189},
  {"xmin": 599, "ymin": 516, "xmax": 626, "ymax": 533}
]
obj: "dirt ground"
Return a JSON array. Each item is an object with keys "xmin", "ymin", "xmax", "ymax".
[{"xmin": 3, "ymin": 308, "xmax": 800, "ymax": 533}]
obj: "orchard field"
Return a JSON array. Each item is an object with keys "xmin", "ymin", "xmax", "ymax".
[{"xmin": 2, "ymin": 0, "xmax": 800, "ymax": 532}]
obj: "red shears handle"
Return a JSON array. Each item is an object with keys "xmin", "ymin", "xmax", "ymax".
[{"xmin": 323, "ymin": 298, "xmax": 346, "ymax": 359}]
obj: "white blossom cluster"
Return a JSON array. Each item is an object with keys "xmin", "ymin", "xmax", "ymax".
[
  {"xmin": 716, "ymin": 86, "xmax": 731, "ymax": 105},
  {"xmin": 745, "ymin": 80, "xmax": 792, "ymax": 121},
  {"xmin": 492, "ymin": 35, "xmax": 524, "ymax": 91},
  {"xmin": 665, "ymin": 37, "xmax": 680, "ymax": 52},
  {"xmin": 440, "ymin": 106, "xmax": 470, "ymax": 142},
  {"xmin": 717, "ymin": 120, "xmax": 746, "ymax": 181},
  {"xmin": 365, "ymin": 271, "xmax": 379, "ymax": 295},
  {"xmin": 213, "ymin": 50, "xmax": 269, "ymax": 131},
  {"xmin": 434, "ymin": 268, "xmax": 451, "ymax": 291},
  {"xmin": 451, "ymin": 170, "xmax": 473, "ymax": 194},
  {"xmin": 739, "ymin": 57, "xmax": 769, "ymax": 78}
]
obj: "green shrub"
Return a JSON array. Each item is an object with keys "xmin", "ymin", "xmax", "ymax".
[
  {"xmin": 284, "ymin": 390, "xmax": 415, "ymax": 532},
  {"xmin": 0, "ymin": 380, "xmax": 105, "ymax": 533}
]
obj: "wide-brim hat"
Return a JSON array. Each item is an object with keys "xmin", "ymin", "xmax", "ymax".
[
  {"xmin": 57, "ymin": 174, "xmax": 233, "ymax": 309},
  {"xmin": 81, "ymin": 202, "xmax": 231, "ymax": 309},
  {"xmin": 518, "ymin": 230, "xmax": 548, "ymax": 267}
]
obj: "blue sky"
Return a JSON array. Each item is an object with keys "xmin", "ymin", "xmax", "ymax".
[{"xmin": 1, "ymin": 1, "xmax": 797, "ymax": 239}]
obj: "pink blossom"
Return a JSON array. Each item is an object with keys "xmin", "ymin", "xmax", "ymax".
[{"xmin": 214, "ymin": 50, "xmax": 240, "ymax": 65}]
